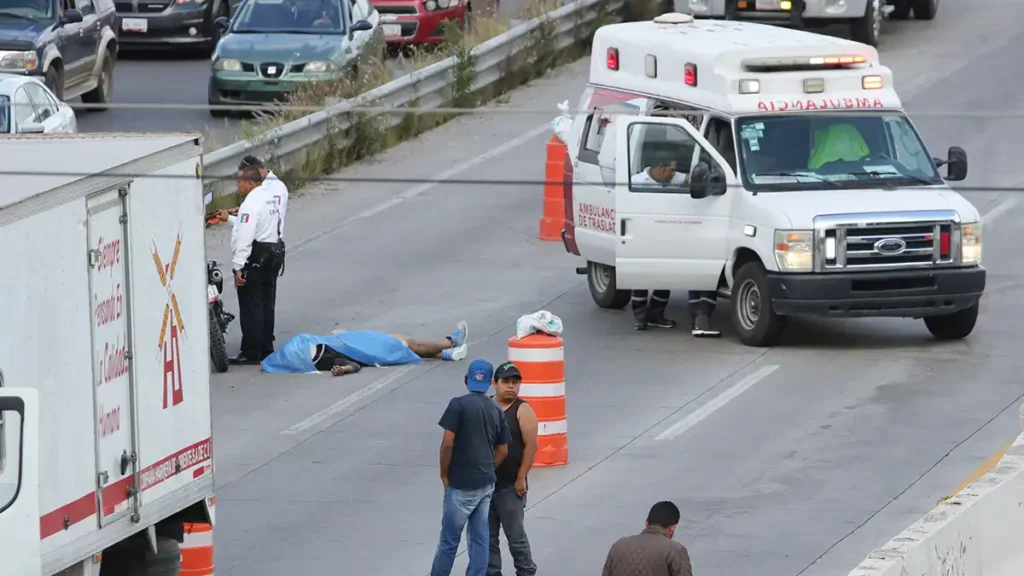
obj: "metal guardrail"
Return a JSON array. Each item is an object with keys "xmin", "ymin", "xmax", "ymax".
[{"xmin": 202, "ymin": 0, "xmax": 622, "ymax": 199}]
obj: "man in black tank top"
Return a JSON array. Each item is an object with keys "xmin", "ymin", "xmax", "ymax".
[{"xmin": 488, "ymin": 362, "xmax": 538, "ymax": 576}]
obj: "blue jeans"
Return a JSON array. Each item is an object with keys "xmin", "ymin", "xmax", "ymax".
[{"xmin": 430, "ymin": 484, "xmax": 495, "ymax": 576}]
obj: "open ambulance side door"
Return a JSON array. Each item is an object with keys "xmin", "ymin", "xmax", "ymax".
[
  {"xmin": 0, "ymin": 386, "xmax": 41, "ymax": 576},
  {"xmin": 612, "ymin": 116, "xmax": 738, "ymax": 291}
]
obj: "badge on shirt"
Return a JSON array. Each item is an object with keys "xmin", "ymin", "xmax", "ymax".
[
  {"xmin": 239, "ymin": 214, "xmax": 250, "ymax": 223},
  {"xmin": 274, "ymin": 195, "xmax": 281, "ymax": 205}
]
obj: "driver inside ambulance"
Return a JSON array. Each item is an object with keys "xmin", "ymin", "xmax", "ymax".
[{"xmin": 631, "ymin": 159, "xmax": 689, "ymax": 187}]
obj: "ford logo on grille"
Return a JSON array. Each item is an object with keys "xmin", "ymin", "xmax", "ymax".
[{"xmin": 874, "ymin": 238, "xmax": 907, "ymax": 255}]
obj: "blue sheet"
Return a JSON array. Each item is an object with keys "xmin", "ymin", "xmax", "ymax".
[{"xmin": 261, "ymin": 331, "xmax": 425, "ymax": 374}]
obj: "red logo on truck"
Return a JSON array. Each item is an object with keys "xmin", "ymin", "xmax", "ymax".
[{"xmin": 152, "ymin": 230, "xmax": 187, "ymax": 409}]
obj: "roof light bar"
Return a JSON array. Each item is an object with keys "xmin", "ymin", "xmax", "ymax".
[{"xmin": 742, "ymin": 54, "xmax": 869, "ymax": 71}]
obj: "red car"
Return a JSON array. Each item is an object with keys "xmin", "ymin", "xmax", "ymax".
[{"xmin": 372, "ymin": 0, "xmax": 470, "ymax": 45}]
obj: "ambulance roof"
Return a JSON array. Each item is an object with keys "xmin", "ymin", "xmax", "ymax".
[{"xmin": 590, "ymin": 16, "xmax": 903, "ymax": 116}]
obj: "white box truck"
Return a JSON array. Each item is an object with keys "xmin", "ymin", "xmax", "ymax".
[{"xmin": 0, "ymin": 133, "xmax": 215, "ymax": 576}]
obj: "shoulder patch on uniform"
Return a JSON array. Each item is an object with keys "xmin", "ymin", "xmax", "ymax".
[{"xmin": 239, "ymin": 213, "xmax": 250, "ymax": 223}]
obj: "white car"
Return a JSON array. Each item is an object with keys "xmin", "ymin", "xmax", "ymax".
[{"xmin": 0, "ymin": 74, "xmax": 77, "ymax": 135}]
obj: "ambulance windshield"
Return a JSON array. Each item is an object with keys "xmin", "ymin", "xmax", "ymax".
[{"xmin": 735, "ymin": 113, "xmax": 944, "ymax": 191}]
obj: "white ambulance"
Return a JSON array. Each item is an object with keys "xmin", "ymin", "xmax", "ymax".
[
  {"xmin": 560, "ymin": 14, "xmax": 984, "ymax": 347},
  {"xmin": 674, "ymin": 0, "xmax": 938, "ymax": 48}
]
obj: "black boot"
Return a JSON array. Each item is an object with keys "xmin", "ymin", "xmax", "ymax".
[
  {"xmin": 648, "ymin": 315, "xmax": 677, "ymax": 329},
  {"xmin": 691, "ymin": 313, "xmax": 721, "ymax": 338}
]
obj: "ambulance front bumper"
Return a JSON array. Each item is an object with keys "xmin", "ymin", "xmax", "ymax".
[
  {"xmin": 766, "ymin": 266, "xmax": 986, "ymax": 318},
  {"xmin": 681, "ymin": 0, "xmax": 864, "ymax": 21}
]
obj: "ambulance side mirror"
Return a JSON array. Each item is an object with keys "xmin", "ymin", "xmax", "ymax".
[
  {"xmin": 688, "ymin": 162, "xmax": 725, "ymax": 199},
  {"xmin": 945, "ymin": 146, "xmax": 967, "ymax": 181}
]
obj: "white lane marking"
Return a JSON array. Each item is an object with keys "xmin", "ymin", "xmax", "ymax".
[
  {"xmin": 981, "ymin": 197, "xmax": 1020, "ymax": 227},
  {"xmin": 655, "ymin": 364, "xmax": 780, "ymax": 441},
  {"xmin": 291, "ymin": 122, "xmax": 553, "ymax": 254},
  {"xmin": 281, "ymin": 366, "xmax": 416, "ymax": 435}
]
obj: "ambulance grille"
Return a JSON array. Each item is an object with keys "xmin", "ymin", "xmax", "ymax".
[{"xmin": 813, "ymin": 211, "xmax": 960, "ymax": 272}]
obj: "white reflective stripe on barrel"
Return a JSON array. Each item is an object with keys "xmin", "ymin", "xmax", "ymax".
[
  {"xmin": 182, "ymin": 528, "xmax": 214, "ymax": 548},
  {"xmin": 538, "ymin": 419, "xmax": 567, "ymax": 436},
  {"xmin": 507, "ymin": 346, "xmax": 564, "ymax": 363},
  {"xmin": 519, "ymin": 381, "xmax": 565, "ymax": 398}
]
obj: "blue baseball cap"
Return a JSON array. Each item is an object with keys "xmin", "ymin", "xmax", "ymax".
[{"xmin": 466, "ymin": 359, "xmax": 493, "ymax": 392}]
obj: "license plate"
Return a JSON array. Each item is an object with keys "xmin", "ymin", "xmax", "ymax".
[
  {"xmin": 121, "ymin": 17, "xmax": 148, "ymax": 32},
  {"xmin": 382, "ymin": 24, "xmax": 401, "ymax": 37},
  {"xmin": 208, "ymin": 284, "xmax": 219, "ymax": 302},
  {"xmin": 755, "ymin": 0, "xmax": 781, "ymax": 9}
]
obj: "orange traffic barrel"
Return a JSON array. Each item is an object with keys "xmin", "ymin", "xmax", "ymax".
[
  {"xmin": 507, "ymin": 333, "xmax": 567, "ymax": 466},
  {"xmin": 539, "ymin": 135, "xmax": 568, "ymax": 241},
  {"xmin": 179, "ymin": 522, "xmax": 214, "ymax": 576}
]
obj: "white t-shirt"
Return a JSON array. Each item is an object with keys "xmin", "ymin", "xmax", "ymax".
[{"xmin": 631, "ymin": 168, "xmax": 688, "ymax": 187}]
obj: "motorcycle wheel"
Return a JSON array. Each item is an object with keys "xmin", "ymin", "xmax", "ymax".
[{"xmin": 209, "ymin": 305, "xmax": 230, "ymax": 373}]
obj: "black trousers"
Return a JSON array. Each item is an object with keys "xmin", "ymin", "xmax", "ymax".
[
  {"xmin": 237, "ymin": 264, "xmax": 279, "ymax": 359},
  {"xmin": 631, "ymin": 289, "xmax": 671, "ymax": 322},
  {"xmin": 687, "ymin": 291, "xmax": 717, "ymax": 317}
]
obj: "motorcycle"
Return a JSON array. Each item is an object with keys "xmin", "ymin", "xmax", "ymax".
[{"xmin": 207, "ymin": 259, "xmax": 235, "ymax": 373}]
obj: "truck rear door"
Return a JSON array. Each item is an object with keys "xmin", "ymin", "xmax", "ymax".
[
  {"xmin": 86, "ymin": 187, "xmax": 139, "ymax": 526},
  {"xmin": 613, "ymin": 116, "xmax": 736, "ymax": 290}
]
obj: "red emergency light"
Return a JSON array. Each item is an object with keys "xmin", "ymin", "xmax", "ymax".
[
  {"xmin": 684, "ymin": 63, "xmax": 697, "ymax": 87},
  {"xmin": 940, "ymin": 229, "xmax": 950, "ymax": 259},
  {"xmin": 607, "ymin": 48, "xmax": 619, "ymax": 71}
]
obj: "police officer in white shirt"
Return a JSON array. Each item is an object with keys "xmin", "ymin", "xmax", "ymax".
[
  {"xmin": 238, "ymin": 155, "xmax": 290, "ymax": 353},
  {"xmin": 214, "ymin": 164, "xmax": 284, "ymax": 364}
]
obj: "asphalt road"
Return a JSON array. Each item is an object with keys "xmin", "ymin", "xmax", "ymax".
[
  {"xmin": 201, "ymin": 1, "xmax": 1024, "ymax": 574},
  {"xmin": 73, "ymin": 0, "xmax": 526, "ymax": 148}
]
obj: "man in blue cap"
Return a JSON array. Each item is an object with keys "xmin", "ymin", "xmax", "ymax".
[{"xmin": 431, "ymin": 359, "xmax": 511, "ymax": 576}]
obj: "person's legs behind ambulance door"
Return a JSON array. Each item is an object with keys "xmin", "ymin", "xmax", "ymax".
[
  {"xmin": 688, "ymin": 291, "xmax": 721, "ymax": 338},
  {"xmin": 632, "ymin": 289, "xmax": 676, "ymax": 331}
]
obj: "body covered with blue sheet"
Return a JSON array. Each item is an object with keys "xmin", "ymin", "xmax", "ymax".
[{"xmin": 261, "ymin": 331, "xmax": 425, "ymax": 374}]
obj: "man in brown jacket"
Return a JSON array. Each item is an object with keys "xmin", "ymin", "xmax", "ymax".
[{"xmin": 601, "ymin": 501, "xmax": 693, "ymax": 576}]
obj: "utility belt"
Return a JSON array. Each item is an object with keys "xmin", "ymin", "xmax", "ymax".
[{"xmin": 246, "ymin": 240, "xmax": 285, "ymax": 270}]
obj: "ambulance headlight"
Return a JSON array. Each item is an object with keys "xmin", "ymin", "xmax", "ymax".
[
  {"xmin": 774, "ymin": 230, "xmax": 814, "ymax": 272},
  {"xmin": 960, "ymin": 223, "xmax": 982, "ymax": 265}
]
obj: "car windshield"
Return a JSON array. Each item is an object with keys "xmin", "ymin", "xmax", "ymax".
[
  {"xmin": 735, "ymin": 113, "xmax": 944, "ymax": 192},
  {"xmin": 0, "ymin": 0, "xmax": 54, "ymax": 20},
  {"xmin": 0, "ymin": 96, "xmax": 9, "ymax": 134},
  {"xmin": 231, "ymin": 0, "xmax": 346, "ymax": 34}
]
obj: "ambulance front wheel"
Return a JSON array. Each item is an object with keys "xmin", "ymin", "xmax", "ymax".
[
  {"xmin": 731, "ymin": 261, "xmax": 787, "ymax": 347},
  {"xmin": 587, "ymin": 261, "xmax": 631, "ymax": 309},
  {"xmin": 924, "ymin": 303, "xmax": 979, "ymax": 341}
]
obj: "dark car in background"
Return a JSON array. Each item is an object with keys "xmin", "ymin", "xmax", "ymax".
[
  {"xmin": 114, "ymin": 0, "xmax": 237, "ymax": 53},
  {"xmin": 0, "ymin": 0, "xmax": 118, "ymax": 106},
  {"xmin": 207, "ymin": 0, "xmax": 383, "ymax": 116}
]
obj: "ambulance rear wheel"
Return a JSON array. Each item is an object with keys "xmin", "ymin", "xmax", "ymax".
[
  {"xmin": 731, "ymin": 261, "xmax": 786, "ymax": 347},
  {"xmin": 850, "ymin": 0, "xmax": 882, "ymax": 47},
  {"xmin": 923, "ymin": 303, "xmax": 978, "ymax": 341},
  {"xmin": 587, "ymin": 261, "xmax": 630, "ymax": 309}
]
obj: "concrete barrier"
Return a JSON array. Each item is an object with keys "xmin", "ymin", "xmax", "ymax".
[{"xmin": 848, "ymin": 427, "xmax": 1024, "ymax": 576}]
